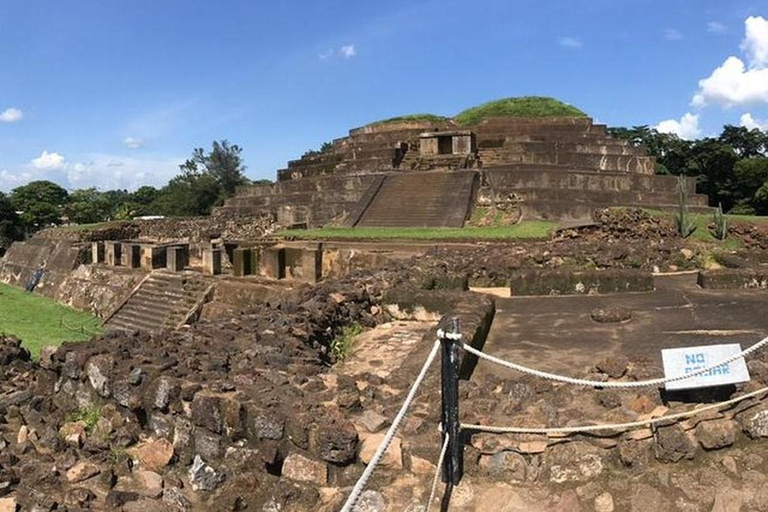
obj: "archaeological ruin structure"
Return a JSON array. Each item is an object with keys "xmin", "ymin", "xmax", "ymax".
[{"xmin": 217, "ymin": 114, "xmax": 710, "ymax": 227}]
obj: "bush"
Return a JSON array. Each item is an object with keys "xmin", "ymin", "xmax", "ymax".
[{"xmin": 330, "ymin": 323, "xmax": 363, "ymax": 362}]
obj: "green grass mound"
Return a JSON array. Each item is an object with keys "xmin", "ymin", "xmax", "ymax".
[
  {"xmin": 454, "ymin": 96, "xmax": 588, "ymax": 126},
  {"xmin": 0, "ymin": 282, "xmax": 103, "ymax": 359},
  {"xmin": 277, "ymin": 222, "xmax": 555, "ymax": 241},
  {"xmin": 371, "ymin": 113, "xmax": 449, "ymax": 126}
]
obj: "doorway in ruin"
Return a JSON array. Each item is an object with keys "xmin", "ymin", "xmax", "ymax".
[{"xmin": 438, "ymin": 135, "xmax": 453, "ymax": 155}]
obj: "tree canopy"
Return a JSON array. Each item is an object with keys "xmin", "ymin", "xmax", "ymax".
[{"xmin": 608, "ymin": 125, "xmax": 768, "ymax": 214}]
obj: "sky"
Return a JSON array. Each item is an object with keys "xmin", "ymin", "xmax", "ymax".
[{"xmin": 1, "ymin": 0, "xmax": 768, "ymax": 192}]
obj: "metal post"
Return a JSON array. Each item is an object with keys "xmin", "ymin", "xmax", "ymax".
[{"xmin": 439, "ymin": 316, "xmax": 463, "ymax": 485}]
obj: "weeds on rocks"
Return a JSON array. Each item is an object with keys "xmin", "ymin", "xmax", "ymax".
[
  {"xmin": 330, "ymin": 323, "xmax": 363, "ymax": 362},
  {"xmin": 66, "ymin": 405, "xmax": 102, "ymax": 433}
]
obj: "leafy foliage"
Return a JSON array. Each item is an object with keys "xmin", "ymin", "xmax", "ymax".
[
  {"xmin": 609, "ymin": 124, "xmax": 768, "ymax": 214},
  {"xmin": 155, "ymin": 140, "xmax": 249, "ymax": 216},
  {"xmin": 0, "ymin": 192, "xmax": 22, "ymax": 254},
  {"xmin": 10, "ymin": 180, "xmax": 69, "ymax": 230},
  {"xmin": 330, "ymin": 323, "xmax": 363, "ymax": 362}
]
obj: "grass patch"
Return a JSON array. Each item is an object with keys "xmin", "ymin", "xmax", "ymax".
[
  {"xmin": 370, "ymin": 113, "xmax": 448, "ymax": 125},
  {"xmin": 278, "ymin": 222, "xmax": 555, "ymax": 241},
  {"xmin": 57, "ymin": 221, "xmax": 122, "ymax": 232},
  {"xmin": 0, "ymin": 282, "xmax": 103, "ymax": 358},
  {"xmin": 331, "ymin": 323, "xmax": 363, "ymax": 362},
  {"xmin": 454, "ymin": 96, "xmax": 587, "ymax": 125},
  {"xmin": 66, "ymin": 405, "xmax": 103, "ymax": 433}
]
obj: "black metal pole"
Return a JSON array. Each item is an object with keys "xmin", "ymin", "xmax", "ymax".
[{"xmin": 439, "ymin": 316, "xmax": 463, "ymax": 485}]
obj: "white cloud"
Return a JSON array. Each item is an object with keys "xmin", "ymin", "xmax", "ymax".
[
  {"xmin": 124, "ymin": 137, "xmax": 143, "ymax": 149},
  {"xmin": 663, "ymin": 29, "xmax": 683, "ymax": 41},
  {"xmin": 655, "ymin": 113, "xmax": 702, "ymax": 140},
  {"xmin": 0, "ymin": 108, "xmax": 23, "ymax": 123},
  {"xmin": 318, "ymin": 49, "xmax": 334, "ymax": 61},
  {"xmin": 692, "ymin": 16, "xmax": 768, "ymax": 108},
  {"xmin": 1, "ymin": 153, "xmax": 184, "ymax": 192},
  {"xmin": 558, "ymin": 36, "xmax": 583, "ymax": 49},
  {"xmin": 340, "ymin": 44, "xmax": 356, "ymax": 58},
  {"xmin": 741, "ymin": 15, "xmax": 768, "ymax": 68},
  {"xmin": 31, "ymin": 151, "xmax": 66, "ymax": 171},
  {"xmin": 707, "ymin": 21, "xmax": 727, "ymax": 34},
  {"xmin": 740, "ymin": 112, "xmax": 768, "ymax": 130}
]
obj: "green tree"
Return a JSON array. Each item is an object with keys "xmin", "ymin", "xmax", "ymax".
[
  {"xmin": 719, "ymin": 125, "xmax": 767, "ymax": 158},
  {"xmin": 64, "ymin": 188, "xmax": 113, "ymax": 224},
  {"xmin": 0, "ymin": 192, "xmax": 22, "ymax": 254},
  {"xmin": 732, "ymin": 158, "xmax": 768, "ymax": 205},
  {"xmin": 10, "ymin": 180, "xmax": 69, "ymax": 230},
  {"xmin": 755, "ymin": 182, "xmax": 768, "ymax": 215},
  {"xmin": 152, "ymin": 171, "xmax": 220, "ymax": 217},
  {"xmin": 180, "ymin": 140, "xmax": 248, "ymax": 202}
]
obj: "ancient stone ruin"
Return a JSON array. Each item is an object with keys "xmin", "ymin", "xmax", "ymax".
[
  {"xmin": 2, "ymin": 102, "xmax": 768, "ymax": 511},
  {"xmin": 217, "ymin": 115, "xmax": 710, "ymax": 227}
]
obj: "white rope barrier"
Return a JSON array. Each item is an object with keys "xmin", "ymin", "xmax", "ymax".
[
  {"xmin": 426, "ymin": 433, "xmax": 450, "ymax": 512},
  {"xmin": 461, "ymin": 335, "xmax": 768, "ymax": 389},
  {"xmin": 462, "ymin": 385, "xmax": 768, "ymax": 435},
  {"xmin": 340, "ymin": 339, "xmax": 441, "ymax": 512}
]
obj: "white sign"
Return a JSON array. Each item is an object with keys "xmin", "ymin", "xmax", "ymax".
[{"xmin": 661, "ymin": 343, "xmax": 750, "ymax": 391}]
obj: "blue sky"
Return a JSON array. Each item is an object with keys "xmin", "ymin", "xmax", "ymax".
[{"xmin": 1, "ymin": 0, "xmax": 767, "ymax": 192}]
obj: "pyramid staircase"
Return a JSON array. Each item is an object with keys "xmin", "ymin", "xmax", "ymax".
[
  {"xmin": 104, "ymin": 272, "xmax": 214, "ymax": 333},
  {"xmin": 354, "ymin": 171, "xmax": 478, "ymax": 228}
]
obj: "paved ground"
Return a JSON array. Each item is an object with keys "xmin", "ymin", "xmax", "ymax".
[{"xmin": 475, "ymin": 273, "xmax": 768, "ymax": 379}]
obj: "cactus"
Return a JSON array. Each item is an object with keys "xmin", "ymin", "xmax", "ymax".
[
  {"xmin": 675, "ymin": 176, "xmax": 696, "ymax": 238},
  {"xmin": 712, "ymin": 202, "xmax": 728, "ymax": 241}
]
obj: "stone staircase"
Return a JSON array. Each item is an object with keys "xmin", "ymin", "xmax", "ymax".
[
  {"xmin": 355, "ymin": 171, "xmax": 478, "ymax": 228},
  {"xmin": 104, "ymin": 272, "xmax": 213, "ymax": 333}
]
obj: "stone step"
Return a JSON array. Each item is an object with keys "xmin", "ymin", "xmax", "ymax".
[{"xmin": 356, "ymin": 171, "xmax": 478, "ymax": 228}]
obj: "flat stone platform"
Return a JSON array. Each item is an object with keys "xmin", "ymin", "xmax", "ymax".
[{"xmin": 475, "ymin": 274, "xmax": 768, "ymax": 379}]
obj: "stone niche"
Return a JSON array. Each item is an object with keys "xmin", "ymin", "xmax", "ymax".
[{"xmin": 419, "ymin": 130, "xmax": 476, "ymax": 156}]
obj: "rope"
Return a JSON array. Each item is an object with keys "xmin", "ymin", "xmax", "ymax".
[
  {"xmin": 426, "ymin": 433, "xmax": 450, "ymax": 512},
  {"xmin": 340, "ymin": 339, "xmax": 441, "ymax": 512},
  {"xmin": 461, "ymin": 335, "xmax": 768, "ymax": 389},
  {"xmin": 462, "ymin": 385, "xmax": 768, "ymax": 435}
]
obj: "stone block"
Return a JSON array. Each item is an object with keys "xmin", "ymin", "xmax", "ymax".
[
  {"xmin": 202, "ymin": 248, "xmax": 222, "ymax": 276},
  {"xmin": 282, "ymin": 453, "xmax": 327, "ymax": 485},
  {"xmin": 261, "ymin": 246, "xmax": 285, "ymax": 279},
  {"xmin": 106, "ymin": 242, "xmax": 122, "ymax": 267},
  {"xmin": 91, "ymin": 241, "xmax": 105, "ymax": 264},
  {"xmin": 232, "ymin": 248, "xmax": 252, "ymax": 277},
  {"xmin": 166, "ymin": 245, "xmax": 189, "ymax": 272},
  {"xmin": 122, "ymin": 244, "xmax": 141, "ymax": 269}
]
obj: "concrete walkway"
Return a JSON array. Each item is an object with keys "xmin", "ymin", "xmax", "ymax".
[{"xmin": 476, "ymin": 274, "xmax": 768, "ymax": 379}]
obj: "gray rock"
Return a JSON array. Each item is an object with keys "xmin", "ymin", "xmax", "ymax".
[
  {"xmin": 249, "ymin": 407, "xmax": 285, "ymax": 440},
  {"xmin": 163, "ymin": 487, "xmax": 191, "ymax": 510},
  {"xmin": 742, "ymin": 408, "xmax": 768, "ymax": 438},
  {"xmin": 352, "ymin": 490, "xmax": 387, "ymax": 512},
  {"xmin": 359, "ymin": 410, "xmax": 389, "ymax": 433},
  {"xmin": 484, "ymin": 450, "xmax": 526, "ymax": 481},
  {"xmin": 128, "ymin": 367, "xmax": 145, "ymax": 385},
  {"xmin": 188, "ymin": 455, "xmax": 225, "ymax": 491},
  {"xmin": 695, "ymin": 419, "xmax": 737, "ymax": 450},
  {"xmin": 152, "ymin": 377, "xmax": 179, "ymax": 412},
  {"xmin": 86, "ymin": 354, "xmax": 114, "ymax": 398},
  {"xmin": 194, "ymin": 428, "xmax": 223, "ymax": 460},
  {"xmin": 654, "ymin": 424, "xmax": 696, "ymax": 462}
]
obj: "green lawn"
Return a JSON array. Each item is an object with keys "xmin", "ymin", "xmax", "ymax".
[
  {"xmin": 0, "ymin": 282, "xmax": 103, "ymax": 358},
  {"xmin": 277, "ymin": 221, "xmax": 555, "ymax": 240}
]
